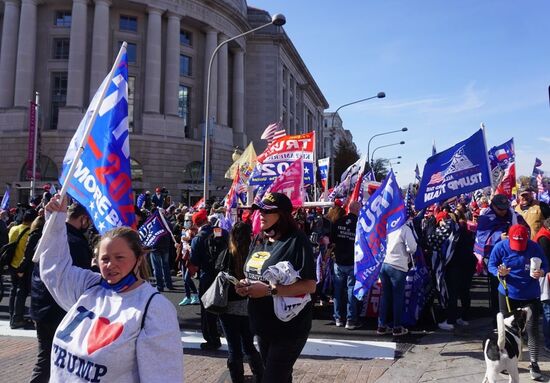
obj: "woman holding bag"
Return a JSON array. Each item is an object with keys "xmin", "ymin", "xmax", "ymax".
[
  {"xmin": 235, "ymin": 193, "xmax": 316, "ymax": 383},
  {"xmin": 217, "ymin": 222, "xmax": 263, "ymax": 383}
]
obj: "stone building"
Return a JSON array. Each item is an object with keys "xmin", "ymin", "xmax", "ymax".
[{"xmin": 0, "ymin": 0, "xmax": 328, "ymax": 205}]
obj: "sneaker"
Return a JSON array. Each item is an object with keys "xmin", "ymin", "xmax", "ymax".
[
  {"xmin": 190, "ymin": 295, "xmax": 200, "ymax": 305},
  {"xmin": 438, "ymin": 321, "xmax": 455, "ymax": 331},
  {"xmin": 178, "ymin": 297, "xmax": 192, "ymax": 306},
  {"xmin": 345, "ymin": 321, "xmax": 358, "ymax": 330},
  {"xmin": 10, "ymin": 319, "xmax": 35, "ymax": 330},
  {"xmin": 335, "ymin": 319, "xmax": 344, "ymax": 327},
  {"xmin": 200, "ymin": 342, "xmax": 221, "ymax": 351},
  {"xmin": 392, "ymin": 327, "xmax": 409, "ymax": 336},
  {"xmin": 456, "ymin": 318, "xmax": 469, "ymax": 326},
  {"xmin": 529, "ymin": 362, "xmax": 543, "ymax": 381},
  {"xmin": 377, "ymin": 326, "xmax": 390, "ymax": 335}
]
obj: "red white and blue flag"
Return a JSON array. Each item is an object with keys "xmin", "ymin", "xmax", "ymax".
[
  {"xmin": 59, "ymin": 45, "xmax": 136, "ymax": 233},
  {"xmin": 260, "ymin": 121, "xmax": 286, "ymax": 144},
  {"xmin": 265, "ymin": 156, "xmax": 305, "ymax": 208},
  {"xmin": 318, "ymin": 158, "xmax": 330, "ymax": 189},
  {"xmin": 488, "ymin": 138, "xmax": 515, "ymax": 197},
  {"xmin": 250, "ymin": 132, "xmax": 315, "ymax": 186},
  {"xmin": 354, "ymin": 170, "xmax": 406, "ymax": 299}
]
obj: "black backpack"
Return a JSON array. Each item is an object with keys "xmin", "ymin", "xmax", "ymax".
[
  {"xmin": 196, "ymin": 227, "xmax": 228, "ymax": 271},
  {"xmin": 0, "ymin": 227, "xmax": 30, "ymax": 269}
]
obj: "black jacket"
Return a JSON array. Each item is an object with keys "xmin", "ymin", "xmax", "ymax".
[{"xmin": 30, "ymin": 223, "xmax": 93, "ymax": 322}]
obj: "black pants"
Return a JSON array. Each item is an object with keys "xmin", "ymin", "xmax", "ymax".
[
  {"xmin": 498, "ymin": 293, "xmax": 540, "ymax": 363},
  {"xmin": 488, "ymin": 274, "xmax": 500, "ymax": 316},
  {"xmin": 257, "ymin": 335, "xmax": 308, "ymax": 383},
  {"xmin": 445, "ymin": 268, "xmax": 474, "ymax": 324},
  {"xmin": 198, "ymin": 277, "xmax": 220, "ymax": 345},
  {"xmin": 8, "ymin": 268, "xmax": 31, "ymax": 323},
  {"xmin": 29, "ymin": 318, "xmax": 63, "ymax": 383}
]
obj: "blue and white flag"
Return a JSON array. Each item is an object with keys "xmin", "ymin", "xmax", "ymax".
[
  {"xmin": 354, "ymin": 171, "xmax": 406, "ymax": 299},
  {"xmin": 49, "ymin": 184, "xmax": 57, "ymax": 195},
  {"xmin": 138, "ymin": 210, "xmax": 170, "ymax": 247},
  {"xmin": 60, "ymin": 45, "xmax": 136, "ymax": 233},
  {"xmin": 1, "ymin": 186, "xmax": 9, "ymax": 210},
  {"xmin": 136, "ymin": 193, "xmax": 146, "ymax": 209},
  {"xmin": 415, "ymin": 129, "xmax": 491, "ymax": 211}
]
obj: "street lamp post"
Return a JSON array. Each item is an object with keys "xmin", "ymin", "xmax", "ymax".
[
  {"xmin": 203, "ymin": 13, "xmax": 286, "ymax": 201},
  {"xmin": 370, "ymin": 141, "xmax": 406, "ymax": 168},
  {"xmin": 366, "ymin": 127, "xmax": 408, "ymax": 172},
  {"xmin": 329, "ymin": 92, "xmax": 385, "ymax": 186}
]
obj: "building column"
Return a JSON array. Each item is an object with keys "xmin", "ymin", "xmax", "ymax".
[
  {"xmin": 204, "ymin": 28, "xmax": 218, "ymax": 122},
  {"xmin": 164, "ymin": 12, "xmax": 180, "ymax": 116},
  {"xmin": 89, "ymin": 0, "xmax": 111, "ymax": 100},
  {"xmin": 0, "ymin": 0, "xmax": 20, "ymax": 108},
  {"xmin": 216, "ymin": 35, "xmax": 228, "ymax": 126},
  {"xmin": 13, "ymin": 0, "xmax": 37, "ymax": 107},
  {"xmin": 143, "ymin": 6, "xmax": 163, "ymax": 113},
  {"xmin": 66, "ymin": 0, "xmax": 88, "ymax": 108},
  {"xmin": 231, "ymin": 48, "xmax": 244, "ymax": 146}
]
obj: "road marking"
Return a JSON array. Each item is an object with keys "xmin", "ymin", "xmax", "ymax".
[{"xmin": 0, "ymin": 321, "xmax": 396, "ymax": 360}]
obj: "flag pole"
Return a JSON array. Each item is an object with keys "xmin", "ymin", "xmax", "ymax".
[
  {"xmin": 158, "ymin": 209, "xmax": 177, "ymax": 244},
  {"xmin": 33, "ymin": 42, "xmax": 128, "ymax": 263},
  {"xmin": 480, "ymin": 122, "xmax": 494, "ymax": 190}
]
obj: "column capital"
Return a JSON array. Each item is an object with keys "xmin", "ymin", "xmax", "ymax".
[
  {"xmin": 3, "ymin": 0, "xmax": 21, "ymax": 7},
  {"xmin": 21, "ymin": 0, "xmax": 39, "ymax": 6},
  {"xmin": 147, "ymin": 6, "xmax": 164, "ymax": 15},
  {"xmin": 166, "ymin": 11, "xmax": 181, "ymax": 20},
  {"xmin": 230, "ymin": 47, "xmax": 244, "ymax": 55},
  {"xmin": 203, "ymin": 26, "xmax": 218, "ymax": 35},
  {"xmin": 72, "ymin": 0, "xmax": 89, "ymax": 5},
  {"xmin": 93, "ymin": 0, "xmax": 111, "ymax": 6}
]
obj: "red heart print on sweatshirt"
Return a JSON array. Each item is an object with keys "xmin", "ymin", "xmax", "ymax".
[{"xmin": 87, "ymin": 317, "xmax": 124, "ymax": 355}]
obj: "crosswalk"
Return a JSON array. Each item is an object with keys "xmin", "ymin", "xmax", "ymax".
[{"xmin": 0, "ymin": 320, "xmax": 396, "ymax": 360}]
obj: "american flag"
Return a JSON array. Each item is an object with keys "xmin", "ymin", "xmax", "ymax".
[{"xmin": 260, "ymin": 121, "xmax": 286, "ymax": 143}]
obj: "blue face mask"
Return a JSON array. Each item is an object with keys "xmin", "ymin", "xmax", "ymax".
[{"xmin": 100, "ymin": 260, "xmax": 139, "ymax": 293}]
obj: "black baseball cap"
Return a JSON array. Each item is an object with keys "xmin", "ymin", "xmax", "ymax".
[
  {"xmin": 491, "ymin": 194, "xmax": 510, "ymax": 210},
  {"xmin": 251, "ymin": 192, "xmax": 293, "ymax": 213}
]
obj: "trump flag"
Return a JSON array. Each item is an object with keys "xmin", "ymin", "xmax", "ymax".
[
  {"xmin": 138, "ymin": 210, "xmax": 170, "ymax": 248},
  {"xmin": 415, "ymin": 129, "xmax": 491, "ymax": 211},
  {"xmin": 354, "ymin": 170, "xmax": 406, "ymax": 300},
  {"xmin": 60, "ymin": 44, "xmax": 136, "ymax": 233},
  {"xmin": 488, "ymin": 138, "xmax": 515, "ymax": 197}
]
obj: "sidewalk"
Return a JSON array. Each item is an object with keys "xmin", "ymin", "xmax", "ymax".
[{"xmin": 377, "ymin": 317, "xmax": 550, "ymax": 383}]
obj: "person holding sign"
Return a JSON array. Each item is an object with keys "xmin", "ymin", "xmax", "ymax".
[{"xmin": 38, "ymin": 195, "xmax": 183, "ymax": 382}]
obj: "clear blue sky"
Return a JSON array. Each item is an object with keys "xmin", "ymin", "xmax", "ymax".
[{"xmin": 249, "ymin": 0, "xmax": 550, "ymax": 187}]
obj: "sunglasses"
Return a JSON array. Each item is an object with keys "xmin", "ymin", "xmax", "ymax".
[{"xmin": 259, "ymin": 208, "xmax": 279, "ymax": 215}]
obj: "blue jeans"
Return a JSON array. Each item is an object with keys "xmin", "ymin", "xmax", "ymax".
[
  {"xmin": 219, "ymin": 313, "xmax": 258, "ymax": 362},
  {"xmin": 542, "ymin": 300, "xmax": 550, "ymax": 349},
  {"xmin": 150, "ymin": 250, "xmax": 173, "ymax": 290},
  {"xmin": 183, "ymin": 268, "xmax": 197, "ymax": 297},
  {"xmin": 378, "ymin": 263, "xmax": 407, "ymax": 328},
  {"xmin": 333, "ymin": 263, "xmax": 357, "ymax": 322}
]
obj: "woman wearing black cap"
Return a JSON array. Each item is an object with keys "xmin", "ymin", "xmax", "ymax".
[{"xmin": 235, "ymin": 192, "xmax": 316, "ymax": 383}]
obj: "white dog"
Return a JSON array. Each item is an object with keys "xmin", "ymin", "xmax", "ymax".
[{"xmin": 482, "ymin": 307, "xmax": 531, "ymax": 383}]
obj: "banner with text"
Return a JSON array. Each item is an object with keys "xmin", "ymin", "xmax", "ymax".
[{"xmin": 249, "ymin": 132, "xmax": 315, "ymax": 186}]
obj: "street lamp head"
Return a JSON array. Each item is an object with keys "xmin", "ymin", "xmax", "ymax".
[
  {"xmin": 401, "ymin": 127, "xmax": 408, "ymax": 132},
  {"xmin": 376, "ymin": 92, "xmax": 386, "ymax": 99},
  {"xmin": 397, "ymin": 156, "xmax": 402, "ymax": 159},
  {"xmin": 399, "ymin": 141, "xmax": 405, "ymax": 145},
  {"xmin": 271, "ymin": 14, "xmax": 286, "ymax": 26}
]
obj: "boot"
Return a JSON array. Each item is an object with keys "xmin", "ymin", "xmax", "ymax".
[
  {"xmin": 248, "ymin": 351, "xmax": 264, "ymax": 383},
  {"xmin": 227, "ymin": 359, "xmax": 245, "ymax": 383}
]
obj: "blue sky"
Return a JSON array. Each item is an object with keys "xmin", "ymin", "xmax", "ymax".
[{"xmin": 249, "ymin": 0, "xmax": 550, "ymax": 186}]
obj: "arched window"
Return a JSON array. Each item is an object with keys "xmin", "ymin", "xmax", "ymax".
[{"xmin": 19, "ymin": 155, "xmax": 59, "ymax": 181}]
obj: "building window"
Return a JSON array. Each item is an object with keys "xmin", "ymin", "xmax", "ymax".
[
  {"xmin": 119, "ymin": 15, "xmax": 137, "ymax": 32},
  {"xmin": 180, "ymin": 55, "xmax": 191, "ymax": 77},
  {"xmin": 178, "ymin": 85, "xmax": 190, "ymax": 137},
  {"xmin": 128, "ymin": 76, "xmax": 135, "ymax": 132},
  {"xmin": 55, "ymin": 11, "xmax": 71, "ymax": 27},
  {"xmin": 180, "ymin": 30, "xmax": 192, "ymax": 46},
  {"xmin": 50, "ymin": 72, "xmax": 68, "ymax": 129},
  {"xmin": 52, "ymin": 38, "xmax": 70, "ymax": 60},
  {"xmin": 124, "ymin": 42, "xmax": 137, "ymax": 64}
]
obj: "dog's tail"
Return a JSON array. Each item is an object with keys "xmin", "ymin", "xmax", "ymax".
[{"xmin": 497, "ymin": 312, "xmax": 505, "ymax": 350}]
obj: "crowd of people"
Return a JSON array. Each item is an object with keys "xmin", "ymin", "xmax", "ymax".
[{"xmin": 1, "ymin": 181, "xmax": 550, "ymax": 382}]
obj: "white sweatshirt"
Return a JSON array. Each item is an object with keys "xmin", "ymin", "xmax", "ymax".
[
  {"xmin": 384, "ymin": 223, "xmax": 418, "ymax": 273},
  {"xmin": 39, "ymin": 211, "xmax": 184, "ymax": 383}
]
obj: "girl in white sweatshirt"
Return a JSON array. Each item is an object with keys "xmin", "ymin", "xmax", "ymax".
[{"xmin": 39, "ymin": 195, "xmax": 184, "ymax": 382}]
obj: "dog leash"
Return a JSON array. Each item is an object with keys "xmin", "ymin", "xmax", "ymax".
[{"xmin": 497, "ymin": 275, "xmax": 512, "ymax": 313}]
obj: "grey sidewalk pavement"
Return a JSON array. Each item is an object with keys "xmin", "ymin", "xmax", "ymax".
[{"xmin": 3, "ymin": 318, "xmax": 550, "ymax": 382}]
